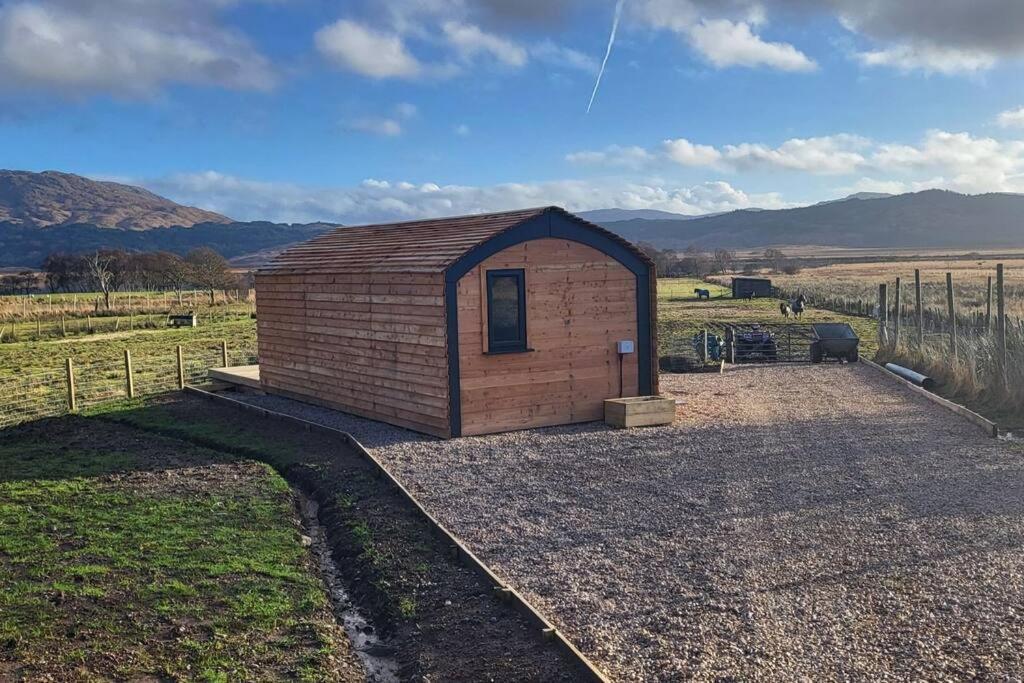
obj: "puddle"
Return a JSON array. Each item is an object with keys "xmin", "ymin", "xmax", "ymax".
[{"xmin": 296, "ymin": 492, "xmax": 400, "ymax": 683}]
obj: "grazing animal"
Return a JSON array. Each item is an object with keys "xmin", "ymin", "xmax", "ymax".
[
  {"xmin": 791, "ymin": 294, "xmax": 807, "ymax": 318},
  {"xmin": 780, "ymin": 302, "xmax": 793, "ymax": 318},
  {"xmin": 694, "ymin": 288, "xmax": 711, "ymax": 300}
]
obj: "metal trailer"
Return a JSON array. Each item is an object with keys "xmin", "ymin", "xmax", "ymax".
[{"xmin": 809, "ymin": 323, "xmax": 860, "ymax": 363}]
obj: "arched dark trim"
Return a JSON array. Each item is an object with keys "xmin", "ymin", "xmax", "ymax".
[{"xmin": 444, "ymin": 208, "xmax": 655, "ymax": 437}]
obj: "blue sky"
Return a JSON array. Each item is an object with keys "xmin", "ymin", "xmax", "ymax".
[{"xmin": 2, "ymin": 0, "xmax": 1024, "ymax": 224}]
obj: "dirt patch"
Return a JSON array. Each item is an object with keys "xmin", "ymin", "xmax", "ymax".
[{"xmin": 101, "ymin": 396, "xmax": 584, "ymax": 681}]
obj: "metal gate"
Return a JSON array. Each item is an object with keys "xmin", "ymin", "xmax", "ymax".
[
  {"xmin": 659, "ymin": 323, "xmax": 817, "ymax": 372},
  {"xmin": 724, "ymin": 324, "xmax": 815, "ymax": 363}
]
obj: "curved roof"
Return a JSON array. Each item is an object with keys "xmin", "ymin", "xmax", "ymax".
[{"xmin": 261, "ymin": 206, "xmax": 653, "ymax": 276}]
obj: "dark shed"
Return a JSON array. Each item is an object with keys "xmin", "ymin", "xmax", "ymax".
[{"xmin": 732, "ymin": 277, "xmax": 773, "ymax": 299}]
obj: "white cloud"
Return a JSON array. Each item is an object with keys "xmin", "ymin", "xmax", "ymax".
[
  {"xmin": 442, "ymin": 21, "xmax": 527, "ymax": 67},
  {"xmin": 573, "ymin": 133, "xmax": 867, "ymax": 174},
  {"xmin": 723, "ymin": 134, "xmax": 870, "ymax": 174},
  {"xmin": 147, "ymin": 171, "xmax": 790, "ymax": 225},
  {"xmin": 662, "ymin": 138, "xmax": 723, "ymax": 167},
  {"xmin": 998, "ymin": 107, "xmax": 1024, "ymax": 129},
  {"xmin": 346, "ymin": 117, "xmax": 403, "ymax": 137},
  {"xmin": 633, "ymin": 1, "xmax": 815, "ymax": 73},
  {"xmin": 530, "ymin": 40, "xmax": 598, "ymax": 73},
  {"xmin": 868, "ymin": 129, "xmax": 1024, "ymax": 194},
  {"xmin": 454, "ymin": 123, "xmax": 471, "ymax": 136},
  {"xmin": 566, "ymin": 145, "xmax": 656, "ymax": 169},
  {"xmin": 686, "ymin": 18, "xmax": 817, "ymax": 71},
  {"xmin": 395, "ymin": 102, "xmax": 418, "ymax": 119},
  {"xmin": 854, "ymin": 44, "xmax": 995, "ymax": 75},
  {"xmin": 0, "ymin": 1, "xmax": 274, "ymax": 96},
  {"xmin": 315, "ymin": 19, "xmax": 422, "ymax": 79}
]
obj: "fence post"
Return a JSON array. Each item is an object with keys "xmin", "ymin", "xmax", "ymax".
[
  {"xmin": 946, "ymin": 272, "xmax": 957, "ymax": 363},
  {"xmin": 61, "ymin": 315, "xmax": 66, "ymax": 337},
  {"xmin": 914, "ymin": 269, "xmax": 923, "ymax": 349},
  {"xmin": 986, "ymin": 275, "xmax": 993, "ymax": 329},
  {"xmin": 221, "ymin": 340, "xmax": 228, "ymax": 368},
  {"xmin": 124, "ymin": 349, "xmax": 135, "ymax": 399},
  {"xmin": 65, "ymin": 358, "xmax": 76, "ymax": 413},
  {"xmin": 997, "ymin": 263, "xmax": 1007, "ymax": 391},
  {"xmin": 878, "ymin": 283, "xmax": 888, "ymax": 347},
  {"xmin": 893, "ymin": 277, "xmax": 902, "ymax": 349},
  {"xmin": 176, "ymin": 345, "xmax": 185, "ymax": 390}
]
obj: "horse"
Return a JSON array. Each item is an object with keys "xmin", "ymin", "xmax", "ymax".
[
  {"xmin": 779, "ymin": 302, "xmax": 793, "ymax": 318},
  {"xmin": 791, "ymin": 294, "xmax": 807, "ymax": 318},
  {"xmin": 694, "ymin": 288, "xmax": 711, "ymax": 300}
]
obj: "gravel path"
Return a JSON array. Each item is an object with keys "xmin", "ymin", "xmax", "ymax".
[{"xmin": 237, "ymin": 364, "xmax": 1024, "ymax": 681}]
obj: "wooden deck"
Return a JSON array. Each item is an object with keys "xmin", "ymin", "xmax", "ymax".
[{"xmin": 208, "ymin": 365, "xmax": 261, "ymax": 390}]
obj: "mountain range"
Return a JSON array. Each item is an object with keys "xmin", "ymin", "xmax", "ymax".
[
  {"xmin": 0, "ymin": 170, "xmax": 229, "ymax": 229},
  {"xmin": 590, "ymin": 190, "xmax": 1024, "ymax": 250},
  {"xmin": 3, "ymin": 169, "xmax": 1024, "ymax": 268},
  {"xmin": 0, "ymin": 170, "xmax": 336, "ymax": 267}
]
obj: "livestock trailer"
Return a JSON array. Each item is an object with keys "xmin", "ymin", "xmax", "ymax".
[
  {"xmin": 255, "ymin": 206, "xmax": 658, "ymax": 438},
  {"xmin": 732, "ymin": 276, "xmax": 773, "ymax": 299}
]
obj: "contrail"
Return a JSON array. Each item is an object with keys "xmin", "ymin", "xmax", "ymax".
[{"xmin": 587, "ymin": 0, "xmax": 625, "ymax": 114}]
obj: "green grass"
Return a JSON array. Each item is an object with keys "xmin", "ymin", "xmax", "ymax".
[
  {"xmin": 658, "ymin": 277, "xmax": 731, "ymax": 301},
  {"xmin": 0, "ymin": 417, "xmax": 345, "ymax": 681},
  {"xmin": 0, "ymin": 317, "xmax": 256, "ymax": 379},
  {"xmin": 96, "ymin": 398, "xmax": 428, "ymax": 627}
]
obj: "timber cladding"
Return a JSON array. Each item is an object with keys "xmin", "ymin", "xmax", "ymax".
[
  {"xmin": 255, "ymin": 206, "xmax": 657, "ymax": 439},
  {"xmin": 256, "ymin": 271, "xmax": 451, "ymax": 436},
  {"xmin": 457, "ymin": 239, "xmax": 639, "ymax": 436}
]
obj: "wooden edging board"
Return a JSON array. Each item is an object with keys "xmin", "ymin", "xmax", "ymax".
[
  {"xmin": 183, "ymin": 386, "xmax": 612, "ymax": 683},
  {"xmin": 858, "ymin": 356, "xmax": 999, "ymax": 438}
]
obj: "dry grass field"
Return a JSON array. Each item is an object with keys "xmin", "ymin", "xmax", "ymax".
[{"xmin": 773, "ymin": 258, "xmax": 1024, "ymax": 317}]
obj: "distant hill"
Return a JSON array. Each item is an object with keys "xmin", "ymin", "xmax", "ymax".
[
  {"xmin": 0, "ymin": 169, "xmax": 340, "ymax": 268},
  {"xmin": 0, "ymin": 170, "xmax": 230, "ymax": 229},
  {"xmin": 0, "ymin": 221, "xmax": 335, "ymax": 268},
  {"xmin": 578, "ymin": 208, "xmax": 699, "ymax": 222},
  {"xmin": 812, "ymin": 191, "xmax": 894, "ymax": 206},
  {"xmin": 595, "ymin": 190, "xmax": 1024, "ymax": 250}
]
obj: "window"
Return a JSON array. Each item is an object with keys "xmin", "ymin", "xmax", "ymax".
[{"xmin": 486, "ymin": 269, "xmax": 527, "ymax": 353}]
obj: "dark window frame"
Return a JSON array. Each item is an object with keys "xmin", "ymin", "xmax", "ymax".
[{"xmin": 485, "ymin": 268, "xmax": 528, "ymax": 354}]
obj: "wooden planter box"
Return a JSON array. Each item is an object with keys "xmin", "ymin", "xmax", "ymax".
[{"xmin": 604, "ymin": 396, "xmax": 676, "ymax": 428}]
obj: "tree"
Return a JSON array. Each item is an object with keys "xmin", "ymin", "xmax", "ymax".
[
  {"xmin": 764, "ymin": 248, "xmax": 787, "ymax": 273},
  {"xmin": 85, "ymin": 250, "xmax": 117, "ymax": 309},
  {"xmin": 680, "ymin": 245, "xmax": 711, "ymax": 278},
  {"xmin": 42, "ymin": 253, "xmax": 87, "ymax": 292},
  {"xmin": 152, "ymin": 252, "xmax": 191, "ymax": 305},
  {"xmin": 186, "ymin": 248, "xmax": 233, "ymax": 305},
  {"xmin": 712, "ymin": 249, "xmax": 735, "ymax": 274}
]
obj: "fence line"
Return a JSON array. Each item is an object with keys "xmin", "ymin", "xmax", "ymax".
[{"xmin": 0, "ymin": 340, "xmax": 257, "ymax": 429}]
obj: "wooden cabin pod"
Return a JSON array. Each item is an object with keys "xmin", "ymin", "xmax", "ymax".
[{"xmin": 255, "ymin": 206, "xmax": 658, "ymax": 438}]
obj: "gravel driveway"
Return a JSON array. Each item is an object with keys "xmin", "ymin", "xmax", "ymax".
[{"xmin": 238, "ymin": 364, "xmax": 1024, "ymax": 681}]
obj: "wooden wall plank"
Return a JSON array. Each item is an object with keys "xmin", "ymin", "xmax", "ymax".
[
  {"xmin": 457, "ymin": 238, "xmax": 640, "ymax": 436},
  {"xmin": 256, "ymin": 271, "xmax": 449, "ymax": 437}
]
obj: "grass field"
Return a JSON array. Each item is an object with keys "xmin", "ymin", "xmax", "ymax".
[
  {"xmin": 0, "ymin": 317, "xmax": 258, "ymax": 428},
  {"xmin": 0, "ymin": 414, "xmax": 359, "ymax": 681},
  {"xmin": 772, "ymin": 258, "xmax": 1024, "ymax": 317},
  {"xmin": 657, "ymin": 277, "xmax": 879, "ymax": 356},
  {"xmin": 0, "ymin": 290, "xmax": 254, "ymax": 344}
]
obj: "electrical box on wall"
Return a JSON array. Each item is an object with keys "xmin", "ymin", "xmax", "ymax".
[{"xmin": 617, "ymin": 340, "xmax": 635, "ymax": 354}]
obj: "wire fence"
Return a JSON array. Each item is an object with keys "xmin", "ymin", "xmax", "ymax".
[{"xmin": 0, "ymin": 340, "xmax": 257, "ymax": 429}]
